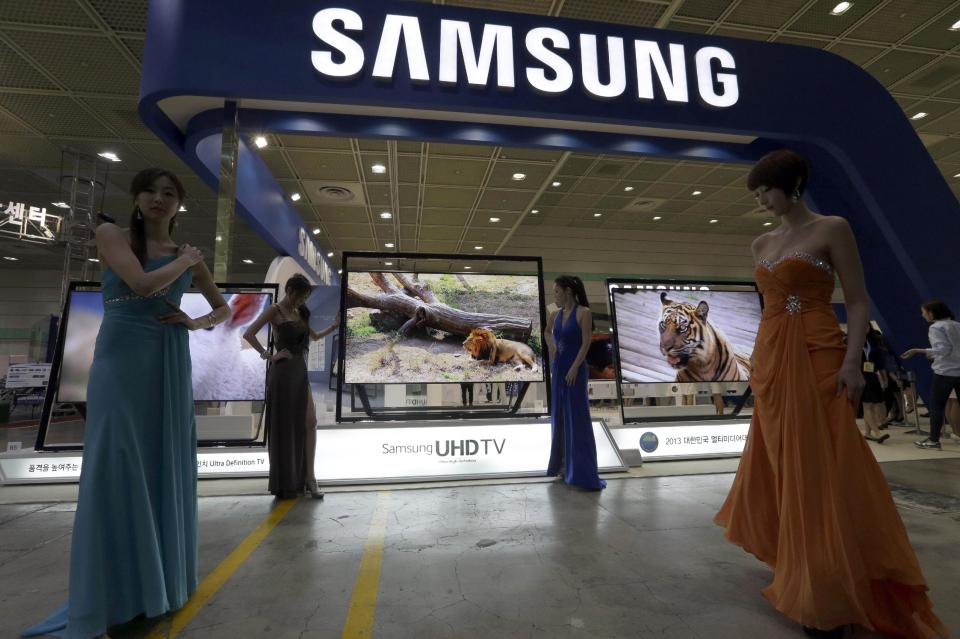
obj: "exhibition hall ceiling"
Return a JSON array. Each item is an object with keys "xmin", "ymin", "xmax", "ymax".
[{"xmin": 1, "ymin": 0, "xmax": 959, "ymax": 274}]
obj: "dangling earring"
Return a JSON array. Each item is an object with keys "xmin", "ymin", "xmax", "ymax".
[
  {"xmin": 135, "ymin": 206, "xmax": 143, "ymax": 220},
  {"xmin": 791, "ymin": 189, "xmax": 800, "ymax": 204}
]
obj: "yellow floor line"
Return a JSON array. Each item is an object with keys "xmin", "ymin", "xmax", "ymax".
[
  {"xmin": 341, "ymin": 490, "xmax": 392, "ymax": 639},
  {"xmin": 145, "ymin": 497, "xmax": 299, "ymax": 639}
]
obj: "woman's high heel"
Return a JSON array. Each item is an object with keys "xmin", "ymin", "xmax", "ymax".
[{"xmin": 304, "ymin": 479, "xmax": 324, "ymax": 500}]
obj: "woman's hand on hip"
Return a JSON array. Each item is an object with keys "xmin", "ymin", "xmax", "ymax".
[
  {"xmin": 158, "ymin": 300, "xmax": 198, "ymax": 329},
  {"xmin": 272, "ymin": 349, "xmax": 293, "ymax": 363}
]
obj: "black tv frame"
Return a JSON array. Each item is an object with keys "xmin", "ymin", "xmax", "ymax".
[
  {"xmin": 607, "ymin": 277, "xmax": 762, "ymax": 425},
  {"xmin": 337, "ymin": 251, "xmax": 550, "ymax": 423},
  {"xmin": 35, "ymin": 280, "xmax": 279, "ymax": 451}
]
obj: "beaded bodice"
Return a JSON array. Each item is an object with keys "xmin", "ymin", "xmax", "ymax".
[
  {"xmin": 757, "ymin": 250, "xmax": 833, "ymax": 275},
  {"xmin": 755, "ymin": 252, "xmax": 834, "ymax": 318}
]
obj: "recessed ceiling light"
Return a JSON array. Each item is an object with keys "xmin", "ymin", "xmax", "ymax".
[
  {"xmin": 954, "ymin": 172, "xmax": 960, "ymax": 178},
  {"xmin": 910, "ymin": 112, "xmax": 928, "ymax": 120},
  {"xmin": 337, "ymin": 269, "xmax": 343, "ymax": 274},
  {"xmin": 950, "ymin": 19, "xmax": 960, "ymax": 31},
  {"xmin": 3, "ymin": 256, "xmax": 19, "ymax": 261},
  {"xmin": 531, "ymin": 209, "xmax": 539, "ymax": 214},
  {"xmin": 380, "ymin": 211, "xmax": 392, "ymax": 219},
  {"xmin": 385, "ymin": 261, "xmax": 393, "ymax": 266},
  {"xmin": 87, "ymin": 258, "xmax": 99, "ymax": 263},
  {"xmin": 763, "ymin": 222, "xmax": 773, "ymax": 226},
  {"xmin": 242, "ymin": 259, "xmax": 254, "ymax": 264},
  {"xmin": 593, "ymin": 213, "xmax": 602, "ymax": 217},
  {"xmin": 216, "ymin": 235, "xmax": 222, "ymax": 242},
  {"xmin": 371, "ymin": 163, "xmax": 387, "ymax": 174},
  {"xmin": 489, "ymin": 217, "xmax": 500, "ymax": 223},
  {"xmin": 254, "ymin": 136, "xmax": 268, "ymax": 149},
  {"xmin": 652, "ymin": 216, "xmax": 662, "ymax": 221},
  {"xmin": 474, "ymin": 245, "xmax": 483, "ymax": 250},
  {"xmin": 385, "ymin": 242, "xmax": 395, "ymax": 248},
  {"xmin": 178, "ymin": 205, "xmax": 187, "ymax": 212},
  {"xmin": 692, "ymin": 190, "xmax": 702, "ymax": 196},
  {"xmin": 709, "ymin": 219, "xmax": 719, "ymax": 224},
  {"xmin": 98, "ymin": 151, "xmax": 121, "ymax": 162},
  {"xmin": 551, "ymin": 181, "xmax": 561, "ymax": 187},
  {"xmin": 327, "ymin": 252, "xmax": 334, "ymax": 257},
  {"xmin": 51, "ymin": 202, "xmax": 70, "ymax": 208},
  {"xmin": 512, "ymin": 173, "xmax": 526, "ymax": 181},
  {"xmin": 830, "ymin": 2, "xmax": 853, "ymax": 15},
  {"xmin": 291, "ymin": 192, "xmax": 301, "ymax": 202},
  {"xmin": 312, "ymin": 228, "xmax": 320, "ymax": 235},
  {"xmin": 624, "ymin": 186, "xmax": 634, "ymax": 192},
  {"xmin": 464, "ymin": 266, "xmax": 471, "ymax": 270}
]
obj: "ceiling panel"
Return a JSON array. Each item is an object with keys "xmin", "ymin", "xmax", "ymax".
[{"xmin": 0, "ymin": 0, "xmax": 958, "ymax": 280}]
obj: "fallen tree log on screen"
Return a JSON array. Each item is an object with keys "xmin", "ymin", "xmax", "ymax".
[{"xmin": 346, "ymin": 272, "xmax": 533, "ymax": 340}]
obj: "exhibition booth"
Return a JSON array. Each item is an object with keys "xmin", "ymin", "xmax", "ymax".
[{"xmin": 3, "ymin": 0, "xmax": 960, "ymax": 485}]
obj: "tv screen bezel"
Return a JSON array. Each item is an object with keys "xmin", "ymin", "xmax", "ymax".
[{"xmin": 336, "ymin": 252, "xmax": 551, "ymax": 423}]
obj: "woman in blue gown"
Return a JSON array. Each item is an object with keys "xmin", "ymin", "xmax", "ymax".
[
  {"xmin": 23, "ymin": 168, "xmax": 230, "ymax": 639},
  {"xmin": 545, "ymin": 275, "xmax": 606, "ymax": 491}
]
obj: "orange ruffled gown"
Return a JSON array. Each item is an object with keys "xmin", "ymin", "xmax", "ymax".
[{"xmin": 714, "ymin": 254, "xmax": 947, "ymax": 638}]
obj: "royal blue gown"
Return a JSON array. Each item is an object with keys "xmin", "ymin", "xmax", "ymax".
[
  {"xmin": 23, "ymin": 256, "xmax": 198, "ymax": 638},
  {"xmin": 546, "ymin": 306, "xmax": 607, "ymax": 490}
]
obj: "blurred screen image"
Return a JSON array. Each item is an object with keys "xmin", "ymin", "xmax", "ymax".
[{"xmin": 58, "ymin": 290, "xmax": 273, "ymax": 402}]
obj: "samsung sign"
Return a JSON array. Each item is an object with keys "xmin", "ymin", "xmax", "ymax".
[{"xmin": 311, "ymin": 8, "xmax": 739, "ymax": 108}]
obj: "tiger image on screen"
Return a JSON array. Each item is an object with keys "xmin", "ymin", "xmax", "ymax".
[{"xmin": 658, "ymin": 292, "xmax": 752, "ymax": 382}]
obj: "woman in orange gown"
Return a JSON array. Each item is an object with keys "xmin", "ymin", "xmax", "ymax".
[{"xmin": 714, "ymin": 150, "xmax": 946, "ymax": 639}]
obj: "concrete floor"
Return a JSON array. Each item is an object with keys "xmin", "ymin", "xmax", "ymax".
[{"xmin": 0, "ymin": 455, "xmax": 957, "ymax": 638}]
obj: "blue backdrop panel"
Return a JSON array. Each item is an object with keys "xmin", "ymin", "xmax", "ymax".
[{"xmin": 139, "ymin": 0, "xmax": 959, "ymax": 402}]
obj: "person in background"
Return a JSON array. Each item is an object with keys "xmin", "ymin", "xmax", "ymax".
[
  {"xmin": 545, "ymin": 275, "xmax": 606, "ymax": 491},
  {"xmin": 902, "ymin": 300, "xmax": 960, "ymax": 450},
  {"xmin": 860, "ymin": 326, "xmax": 890, "ymax": 443},
  {"xmin": 460, "ymin": 382, "xmax": 474, "ymax": 406},
  {"xmin": 714, "ymin": 149, "xmax": 945, "ymax": 639},
  {"xmin": 23, "ymin": 168, "xmax": 230, "ymax": 639},
  {"xmin": 243, "ymin": 275, "xmax": 338, "ymax": 499}
]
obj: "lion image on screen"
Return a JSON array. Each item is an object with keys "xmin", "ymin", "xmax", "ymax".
[{"xmin": 462, "ymin": 328, "xmax": 538, "ymax": 371}]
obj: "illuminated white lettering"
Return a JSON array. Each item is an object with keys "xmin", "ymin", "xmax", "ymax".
[
  {"xmin": 311, "ymin": 8, "xmax": 364, "ymax": 79},
  {"xmin": 439, "ymin": 20, "xmax": 515, "ymax": 89},
  {"xmin": 696, "ymin": 46, "xmax": 739, "ymax": 108},
  {"xmin": 635, "ymin": 41, "xmax": 688, "ymax": 103},
  {"xmin": 525, "ymin": 27, "xmax": 573, "ymax": 94},
  {"xmin": 372, "ymin": 14, "xmax": 430, "ymax": 82},
  {"xmin": 579, "ymin": 34, "xmax": 626, "ymax": 99}
]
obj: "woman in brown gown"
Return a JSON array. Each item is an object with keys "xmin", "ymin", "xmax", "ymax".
[
  {"xmin": 244, "ymin": 275, "xmax": 338, "ymax": 499},
  {"xmin": 715, "ymin": 150, "xmax": 946, "ymax": 639}
]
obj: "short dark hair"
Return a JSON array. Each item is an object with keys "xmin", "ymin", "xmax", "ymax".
[
  {"xmin": 747, "ymin": 149, "xmax": 809, "ymax": 197},
  {"xmin": 922, "ymin": 300, "xmax": 954, "ymax": 321}
]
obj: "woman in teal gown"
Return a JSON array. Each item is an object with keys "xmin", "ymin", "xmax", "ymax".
[
  {"xmin": 545, "ymin": 275, "xmax": 607, "ymax": 491},
  {"xmin": 23, "ymin": 168, "xmax": 229, "ymax": 639}
]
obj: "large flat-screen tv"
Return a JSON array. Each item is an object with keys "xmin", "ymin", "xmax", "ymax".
[
  {"xmin": 58, "ymin": 288, "xmax": 274, "ymax": 402},
  {"xmin": 611, "ymin": 282, "xmax": 762, "ymax": 384},
  {"xmin": 344, "ymin": 271, "xmax": 545, "ymax": 384}
]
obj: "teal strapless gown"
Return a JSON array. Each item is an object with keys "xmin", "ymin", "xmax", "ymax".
[{"xmin": 23, "ymin": 256, "xmax": 198, "ymax": 638}]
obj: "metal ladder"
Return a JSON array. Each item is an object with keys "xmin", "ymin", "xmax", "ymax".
[{"xmin": 57, "ymin": 150, "xmax": 109, "ymax": 308}]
